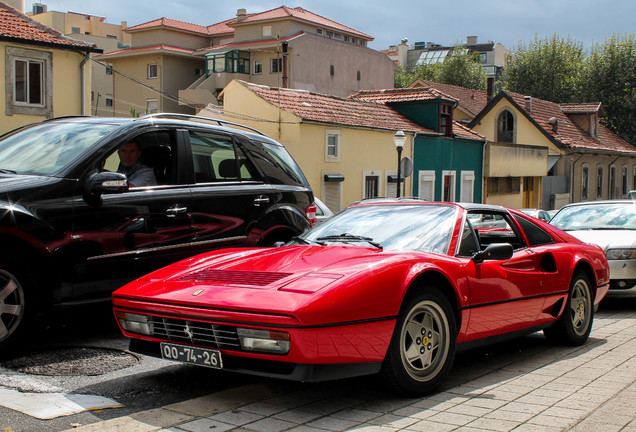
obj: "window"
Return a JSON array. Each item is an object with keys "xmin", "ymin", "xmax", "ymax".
[
  {"xmin": 105, "ymin": 98, "xmax": 113, "ymax": 107},
  {"xmin": 480, "ymin": 52, "xmax": 487, "ymax": 64},
  {"xmin": 597, "ymin": 166, "xmax": 603, "ymax": 199},
  {"xmin": 330, "ymin": 65, "xmax": 335, "ymax": 76},
  {"xmin": 254, "ymin": 60, "xmax": 262, "ymax": 74},
  {"xmin": 71, "ymin": 27, "xmax": 80, "ymax": 34},
  {"xmin": 146, "ymin": 99, "xmax": 158, "ymax": 114},
  {"xmin": 513, "ymin": 215, "xmax": 554, "ymax": 247},
  {"xmin": 418, "ymin": 170, "xmax": 436, "ymax": 201},
  {"xmin": 147, "ymin": 64, "xmax": 158, "ymax": 79},
  {"xmin": 262, "ymin": 25, "xmax": 272, "ymax": 37},
  {"xmin": 487, "ymin": 177, "xmax": 521, "ymax": 195},
  {"xmin": 610, "ymin": 166, "xmax": 617, "ymax": 199},
  {"xmin": 623, "ymin": 166, "xmax": 628, "ymax": 196},
  {"xmin": 357, "ymin": 70, "xmax": 361, "ymax": 81},
  {"xmin": 316, "ymin": 28, "xmax": 323, "ymax": 35},
  {"xmin": 322, "ymin": 172, "xmax": 343, "ymax": 212},
  {"xmin": 497, "ymin": 110, "xmax": 514, "ymax": 143},
  {"xmin": 325, "ymin": 131, "xmax": 340, "ymax": 161},
  {"xmin": 460, "ymin": 171, "xmax": 475, "ymax": 202},
  {"xmin": 271, "ymin": 58, "xmax": 282, "ymax": 73},
  {"xmin": 442, "ymin": 170, "xmax": 456, "ymax": 202},
  {"xmin": 363, "ymin": 171, "xmax": 381, "ymax": 199},
  {"xmin": 206, "ymin": 50, "xmax": 250, "ymax": 74},
  {"xmin": 189, "ymin": 131, "xmax": 258, "ymax": 183},
  {"xmin": 105, "ymin": 64, "xmax": 113, "ymax": 75},
  {"xmin": 6, "ymin": 47, "xmax": 52, "ymax": 117},
  {"xmin": 581, "ymin": 166, "xmax": 589, "ymax": 200},
  {"xmin": 440, "ymin": 104, "xmax": 453, "ymax": 136}
]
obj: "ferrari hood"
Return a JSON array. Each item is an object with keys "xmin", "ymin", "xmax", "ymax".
[{"xmin": 565, "ymin": 230, "xmax": 636, "ymax": 251}]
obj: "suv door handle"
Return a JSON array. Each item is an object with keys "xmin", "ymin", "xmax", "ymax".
[
  {"xmin": 253, "ymin": 195, "xmax": 270, "ymax": 206},
  {"xmin": 166, "ymin": 206, "xmax": 188, "ymax": 217}
]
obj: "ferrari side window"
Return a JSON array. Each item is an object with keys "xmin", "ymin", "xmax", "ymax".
[
  {"xmin": 513, "ymin": 214, "xmax": 555, "ymax": 246},
  {"xmin": 457, "ymin": 220, "xmax": 479, "ymax": 257},
  {"xmin": 468, "ymin": 212, "xmax": 526, "ymax": 250}
]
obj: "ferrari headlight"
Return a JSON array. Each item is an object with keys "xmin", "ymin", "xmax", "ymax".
[
  {"xmin": 605, "ymin": 249, "xmax": 636, "ymax": 260},
  {"xmin": 237, "ymin": 328, "xmax": 290, "ymax": 354},
  {"xmin": 115, "ymin": 311, "xmax": 153, "ymax": 335}
]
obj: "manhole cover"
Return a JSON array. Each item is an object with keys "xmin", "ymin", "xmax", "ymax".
[{"xmin": 2, "ymin": 347, "xmax": 140, "ymax": 376}]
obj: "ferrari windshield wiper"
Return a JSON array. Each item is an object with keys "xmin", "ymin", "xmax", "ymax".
[
  {"xmin": 316, "ymin": 233, "xmax": 383, "ymax": 249},
  {"xmin": 290, "ymin": 236, "xmax": 326, "ymax": 246}
]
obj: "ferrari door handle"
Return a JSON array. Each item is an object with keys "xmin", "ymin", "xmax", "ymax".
[
  {"xmin": 166, "ymin": 206, "xmax": 187, "ymax": 217},
  {"xmin": 253, "ymin": 195, "xmax": 270, "ymax": 206}
]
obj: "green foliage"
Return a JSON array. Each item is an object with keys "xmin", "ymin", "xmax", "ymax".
[
  {"xmin": 395, "ymin": 49, "xmax": 486, "ymax": 90},
  {"xmin": 130, "ymin": 107, "xmax": 141, "ymax": 118},
  {"xmin": 503, "ymin": 34, "xmax": 585, "ymax": 103},
  {"xmin": 579, "ymin": 34, "xmax": 636, "ymax": 144}
]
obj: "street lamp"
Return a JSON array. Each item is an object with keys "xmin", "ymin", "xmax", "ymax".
[{"xmin": 394, "ymin": 130, "xmax": 406, "ymax": 198}]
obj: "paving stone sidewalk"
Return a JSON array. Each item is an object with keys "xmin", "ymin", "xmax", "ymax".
[{"xmin": 66, "ymin": 308, "xmax": 636, "ymax": 432}]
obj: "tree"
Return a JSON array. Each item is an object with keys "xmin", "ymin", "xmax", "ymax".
[
  {"xmin": 579, "ymin": 34, "xmax": 636, "ymax": 144},
  {"xmin": 503, "ymin": 34, "xmax": 585, "ymax": 103},
  {"xmin": 395, "ymin": 49, "xmax": 486, "ymax": 90}
]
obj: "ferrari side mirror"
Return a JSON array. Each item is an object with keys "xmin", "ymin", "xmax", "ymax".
[{"xmin": 472, "ymin": 243, "xmax": 514, "ymax": 264}]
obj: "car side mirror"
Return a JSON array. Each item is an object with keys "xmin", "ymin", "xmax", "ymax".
[
  {"xmin": 472, "ymin": 243, "xmax": 514, "ymax": 264},
  {"xmin": 85, "ymin": 172, "xmax": 129, "ymax": 205}
]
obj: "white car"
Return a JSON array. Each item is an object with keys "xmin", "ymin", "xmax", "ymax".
[
  {"xmin": 314, "ymin": 197, "xmax": 334, "ymax": 224},
  {"xmin": 550, "ymin": 200, "xmax": 636, "ymax": 289}
]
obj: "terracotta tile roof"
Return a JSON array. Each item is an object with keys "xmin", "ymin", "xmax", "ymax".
[
  {"xmin": 350, "ymin": 87, "xmax": 458, "ymax": 104},
  {"xmin": 229, "ymin": 6, "xmax": 372, "ymax": 40},
  {"xmin": 560, "ymin": 103, "xmax": 603, "ymax": 115},
  {"xmin": 0, "ymin": 2, "xmax": 100, "ymax": 52},
  {"xmin": 417, "ymin": 80, "xmax": 489, "ymax": 117},
  {"xmin": 504, "ymin": 92, "xmax": 636, "ymax": 154},
  {"xmin": 100, "ymin": 44, "xmax": 195, "ymax": 57},
  {"xmin": 349, "ymin": 88, "xmax": 484, "ymax": 141},
  {"xmin": 234, "ymin": 80, "xmax": 434, "ymax": 134},
  {"xmin": 197, "ymin": 32, "xmax": 305, "ymax": 54},
  {"xmin": 206, "ymin": 18, "xmax": 235, "ymax": 36},
  {"xmin": 125, "ymin": 17, "xmax": 209, "ymax": 35}
]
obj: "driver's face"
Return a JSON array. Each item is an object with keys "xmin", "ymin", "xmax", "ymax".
[{"xmin": 118, "ymin": 142, "xmax": 141, "ymax": 168}]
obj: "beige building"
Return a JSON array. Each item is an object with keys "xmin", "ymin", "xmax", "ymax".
[
  {"xmin": 218, "ymin": 80, "xmax": 433, "ymax": 211},
  {"xmin": 30, "ymin": 7, "xmax": 131, "ymax": 116},
  {"xmin": 0, "ymin": 1, "xmax": 101, "ymax": 134}
]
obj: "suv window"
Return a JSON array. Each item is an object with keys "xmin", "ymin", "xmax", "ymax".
[{"xmin": 189, "ymin": 131, "xmax": 260, "ymax": 183}]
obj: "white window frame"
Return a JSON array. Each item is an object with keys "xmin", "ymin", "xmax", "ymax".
[
  {"xmin": 442, "ymin": 170, "xmax": 457, "ymax": 202},
  {"xmin": 262, "ymin": 25, "xmax": 272, "ymax": 37},
  {"xmin": 362, "ymin": 170, "xmax": 382, "ymax": 200},
  {"xmin": 5, "ymin": 46, "xmax": 52, "ymax": 117},
  {"xmin": 385, "ymin": 170, "xmax": 397, "ymax": 198},
  {"xmin": 147, "ymin": 64, "xmax": 158, "ymax": 79},
  {"xmin": 253, "ymin": 60, "xmax": 262, "ymax": 75},
  {"xmin": 146, "ymin": 99, "xmax": 158, "ymax": 114},
  {"xmin": 460, "ymin": 171, "xmax": 475, "ymax": 203},
  {"xmin": 418, "ymin": 170, "xmax": 436, "ymax": 201},
  {"xmin": 325, "ymin": 130, "xmax": 341, "ymax": 162},
  {"xmin": 322, "ymin": 170, "xmax": 343, "ymax": 213}
]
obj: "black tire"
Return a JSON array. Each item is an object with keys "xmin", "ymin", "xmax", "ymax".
[
  {"xmin": 544, "ymin": 270, "xmax": 594, "ymax": 346},
  {"xmin": 380, "ymin": 288, "xmax": 457, "ymax": 396},
  {"xmin": 0, "ymin": 257, "xmax": 35, "ymax": 354}
]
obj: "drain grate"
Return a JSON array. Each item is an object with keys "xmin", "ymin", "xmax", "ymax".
[{"xmin": 2, "ymin": 347, "xmax": 140, "ymax": 376}]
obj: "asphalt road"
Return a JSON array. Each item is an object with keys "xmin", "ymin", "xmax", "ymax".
[{"xmin": 1, "ymin": 289, "xmax": 634, "ymax": 432}]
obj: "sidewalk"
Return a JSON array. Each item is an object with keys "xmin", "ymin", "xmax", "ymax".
[{"xmin": 65, "ymin": 308, "xmax": 636, "ymax": 432}]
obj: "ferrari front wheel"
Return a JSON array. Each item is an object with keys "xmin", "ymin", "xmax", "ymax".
[
  {"xmin": 544, "ymin": 270, "xmax": 593, "ymax": 346},
  {"xmin": 380, "ymin": 288, "xmax": 457, "ymax": 396}
]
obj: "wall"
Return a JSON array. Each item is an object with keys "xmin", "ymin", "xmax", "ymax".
[
  {"xmin": 130, "ymin": 29, "xmax": 209, "ymax": 50},
  {"xmin": 111, "ymin": 53, "xmax": 164, "ymax": 116}
]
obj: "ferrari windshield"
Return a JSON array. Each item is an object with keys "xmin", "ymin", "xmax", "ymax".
[
  {"xmin": 0, "ymin": 122, "xmax": 118, "ymax": 175},
  {"xmin": 550, "ymin": 203, "xmax": 636, "ymax": 230},
  {"xmin": 299, "ymin": 204, "xmax": 457, "ymax": 253}
]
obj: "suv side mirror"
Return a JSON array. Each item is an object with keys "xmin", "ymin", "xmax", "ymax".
[
  {"xmin": 472, "ymin": 243, "xmax": 513, "ymax": 264},
  {"xmin": 87, "ymin": 172, "xmax": 129, "ymax": 196}
]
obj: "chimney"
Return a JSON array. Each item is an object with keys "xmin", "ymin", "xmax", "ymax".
[
  {"xmin": 548, "ymin": 117, "xmax": 559, "ymax": 133},
  {"xmin": 524, "ymin": 96, "xmax": 532, "ymax": 112},
  {"xmin": 236, "ymin": 8, "xmax": 247, "ymax": 21},
  {"xmin": 466, "ymin": 35, "xmax": 477, "ymax": 45},
  {"xmin": 487, "ymin": 77, "xmax": 495, "ymax": 103}
]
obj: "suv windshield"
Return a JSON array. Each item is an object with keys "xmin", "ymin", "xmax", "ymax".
[
  {"xmin": 0, "ymin": 122, "xmax": 117, "ymax": 175},
  {"xmin": 551, "ymin": 203, "xmax": 636, "ymax": 230}
]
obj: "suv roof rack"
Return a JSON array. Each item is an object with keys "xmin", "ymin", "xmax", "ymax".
[{"xmin": 138, "ymin": 113, "xmax": 266, "ymax": 136}]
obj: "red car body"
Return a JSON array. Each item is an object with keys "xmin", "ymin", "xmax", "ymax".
[{"xmin": 113, "ymin": 200, "xmax": 609, "ymax": 395}]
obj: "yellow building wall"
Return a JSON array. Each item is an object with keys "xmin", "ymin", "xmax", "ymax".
[
  {"xmin": 220, "ymin": 80, "xmax": 413, "ymax": 208},
  {"xmin": 111, "ymin": 54, "xmax": 165, "ymax": 116},
  {"xmin": 0, "ymin": 42, "xmax": 91, "ymax": 134}
]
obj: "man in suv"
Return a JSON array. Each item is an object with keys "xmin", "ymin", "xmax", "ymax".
[{"xmin": 0, "ymin": 114, "xmax": 315, "ymax": 351}]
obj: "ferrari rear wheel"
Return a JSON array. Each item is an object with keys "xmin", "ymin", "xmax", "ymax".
[
  {"xmin": 544, "ymin": 270, "xmax": 593, "ymax": 346},
  {"xmin": 380, "ymin": 288, "xmax": 457, "ymax": 396}
]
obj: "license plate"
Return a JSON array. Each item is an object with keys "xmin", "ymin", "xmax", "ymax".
[{"xmin": 160, "ymin": 342, "xmax": 223, "ymax": 369}]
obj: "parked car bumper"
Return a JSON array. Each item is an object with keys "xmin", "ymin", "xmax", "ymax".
[{"xmin": 608, "ymin": 259, "xmax": 636, "ymax": 289}]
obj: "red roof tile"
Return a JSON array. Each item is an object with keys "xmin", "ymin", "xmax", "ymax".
[
  {"xmin": 560, "ymin": 103, "xmax": 603, "ymax": 115},
  {"xmin": 126, "ymin": 17, "xmax": 210, "ymax": 35},
  {"xmin": 235, "ymin": 81, "xmax": 434, "ymax": 134},
  {"xmin": 206, "ymin": 18, "xmax": 235, "ymax": 36},
  {"xmin": 417, "ymin": 81, "xmax": 489, "ymax": 117},
  {"xmin": 228, "ymin": 6, "xmax": 372, "ymax": 40},
  {"xmin": 350, "ymin": 87, "xmax": 458, "ymax": 104},
  {"xmin": 505, "ymin": 92, "xmax": 636, "ymax": 154},
  {"xmin": 0, "ymin": 2, "xmax": 99, "ymax": 51}
]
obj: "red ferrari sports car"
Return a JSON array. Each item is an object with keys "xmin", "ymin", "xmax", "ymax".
[{"xmin": 113, "ymin": 199, "xmax": 610, "ymax": 395}]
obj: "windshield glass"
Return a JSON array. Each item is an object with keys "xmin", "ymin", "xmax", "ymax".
[
  {"xmin": 0, "ymin": 122, "xmax": 117, "ymax": 175},
  {"xmin": 300, "ymin": 204, "xmax": 457, "ymax": 253},
  {"xmin": 550, "ymin": 203, "xmax": 636, "ymax": 230}
]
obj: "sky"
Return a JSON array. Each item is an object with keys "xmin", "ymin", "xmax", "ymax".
[{"xmin": 34, "ymin": 0, "xmax": 635, "ymax": 52}]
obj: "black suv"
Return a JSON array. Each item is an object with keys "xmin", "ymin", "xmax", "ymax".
[{"xmin": 0, "ymin": 114, "xmax": 315, "ymax": 350}]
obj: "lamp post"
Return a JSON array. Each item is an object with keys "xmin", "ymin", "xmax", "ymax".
[{"xmin": 394, "ymin": 130, "xmax": 406, "ymax": 198}]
